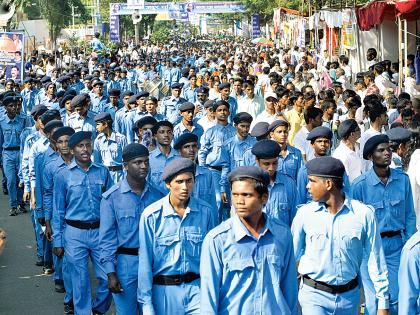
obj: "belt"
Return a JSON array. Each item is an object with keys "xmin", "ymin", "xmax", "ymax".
[
  {"xmin": 65, "ymin": 219, "xmax": 100, "ymax": 230},
  {"xmin": 3, "ymin": 146, "xmax": 20, "ymax": 151},
  {"xmin": 107, "ymin": 165, "xmax": 123, "ymax": 171},
  {"xmin": 380, "ymin": 230, "xmax": 401, "ymax": 238},
  {"xmin": 153, "ymin": 272, "xmax": 200, "ymax": 286},
  {"xmin": 208, "ymin": 165, "xmax": 222, "ymax": 172},
  {"xmin": 116, "ymin": 247, "xmax": 138, "ymax": 256},
  {"xmin": 303, "ymin": 275, "xmax": 358, "ymax": 294}
]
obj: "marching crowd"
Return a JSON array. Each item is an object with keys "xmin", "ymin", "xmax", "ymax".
[{"xmin": 1, "ymin": 33, "xmax": 420, "ymax": 314}]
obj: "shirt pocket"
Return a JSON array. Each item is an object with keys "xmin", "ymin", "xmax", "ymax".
[
  {"xmin": 341, "ymin": 230, "xmax": 362, "ymax": 254},
  {"xmin": 308, "ymin": 233, "xmax": 328, "ymax": 251},
  {"xmin": 184, "ymin": 232, "xmax": 204, "ymax": 260},
  {"xmin": 117, "ymin": 208, "xmax": 138, "ymax": 235},
  {"xmin": 267, "ymin": 254, "xmax": 283, "ymax": 285},
  {"xmin": 227, "ymin": 258, "xmax": 255, "ymax": 273},
  {"xmin": 389, "ymin": 199, "xmax": 405, "ymax": 225},
  {"xmin": 372, "ymin": 201, "xmax": 386, "ymax": 222},
  {"xmin": 155, "ymin": 234, "xmax": 179, "ymax": 263}
]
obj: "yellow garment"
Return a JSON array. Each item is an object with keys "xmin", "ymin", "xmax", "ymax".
[{"xmin": 286, "ymin": 108, "xmax": 305, "ymax": 145}]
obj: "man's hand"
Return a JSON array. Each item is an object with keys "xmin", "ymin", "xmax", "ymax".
[
  {"xmin": 107, "ymin": 272, "xmax": 123, "ymax": 293},
  {"xmin": 30, "ymin": 193, "xmax": 36, "ymax": 209},
  {"xmin": 45, "ymin": 221, "xmax": 52, "ymax": 241},
  {"xmin": 18, "ymin": 182, "xmax": 24, "ymax": 189},
  {"xmin": 221, "ymin": 192, "xmax": 229, "ymax": 204},
  {"xmin": 377, "ymin": 309, "xmax": 389, "ymax": 315},
  {"xmin": 37, "ymin": 217, "xmax": 46, "ymax": 226},
  {"xmin": 53, "ymin": 247, "xmax": 64, "ymax": 257},
  {"xmin": 23, "ymin": 192, "xmax": 30, "ymax": 203}
]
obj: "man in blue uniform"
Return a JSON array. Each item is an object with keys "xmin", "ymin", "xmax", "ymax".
[
  {"xmin": 93, "ymin": 112, "xmax": 127, "ymax": 183},
  {"xmin": 172, "ymin": 102, "xmax": 204, "ymax": 146},
  {"xmin": 0, "ymin": 95, "xmax": 31, "ymax": 215},
  {"xmin": 174, "ymin": 132, "xmax": 217, "ymax": 211},
  {"xmin": 99, "ymin": 143, "xmax": 163, "ymax": 315},
  {"xmin": 398, "ymin": 230, "xmax": 420, "ymax": 314},
  {"xmin": 386, "ymin": 127, "xmax": 412, "ymax": 170},
  {"xmin": 292, "ymin": 156, "xmax": 390, "ymax": 315},
  {"xmin": 251, "ymin": 139, "xmax": 298, "ymax": 226},
  {"xmin": 351, "ymin": 134, "xmax": 416, "ymax": 315},
  {"xmin": 52, "ymin": 131, "xmax": 113, "ymax": 315},
  {"xmin": 200, "ymin": 166, "xmax": 298, "ymax": 314},
  {"xmin": 90, "ymin": 79, "xmax": 109, "ymax": 114},
  {"xmin": 160, "ymin": 83, "xmax": 187, "ymax": 124},
  {"xmin": 138, "ymin": 158, "xmax": 216, "ymax": 314},
  {"xmin": 115, "ymin": 91, "xmax": 135, "ymax": 143},
  {"xmin": 67, "ymin": 94, "xmax": 96, "ymax": 138},
  {"xmin": 103, "ymin": 88, "xmax": 123, "ymax": 121},
  {"xmin": 217, "ymin": 82, "xmax": 237, "ymax": 123}
]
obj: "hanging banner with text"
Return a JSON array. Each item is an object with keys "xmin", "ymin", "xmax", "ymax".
[
  {"xmin": 0, "ymin": 31, "xmax": 25, "ymax": 83},
  {"xmin": 110, "ymin": 14, "xmax": 120, "ymax": 42},
  {"xmin": 251, "ymin": 14, "xmax": 260, "ymax": 38}
]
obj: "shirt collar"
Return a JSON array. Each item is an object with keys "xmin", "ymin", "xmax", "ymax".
[
  {"xmin": 68, "ymin": 158, "xmax": 96, "ymax": 170},
  {"xmin": 120, "ymin": 178, "xmax": 151, "ymax": 195},
  {"xmin": 232, "ymin": 214, "xmax": 271, "ymax": 242},
  {"xmin": 162, "ymin": 194, "xmax": 196, "ymax": 217},
  {"xmin": 313, "ymin": 197, "xmax": 354, "ymax": 213}
]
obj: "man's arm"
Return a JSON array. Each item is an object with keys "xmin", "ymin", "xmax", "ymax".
[{"xmin": 52, "ymin": 170, "xmax": 67, "ymax": 248}]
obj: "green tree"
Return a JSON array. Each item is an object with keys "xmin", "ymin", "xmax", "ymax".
[{"xmin": 37, "ymin": 0, "xmax": 89, "ymax": 48}]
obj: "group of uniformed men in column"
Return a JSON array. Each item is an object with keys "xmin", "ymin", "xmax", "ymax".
[{"xmin": 0, "ymin": 77, "xmax": 419, "ymax": 315}]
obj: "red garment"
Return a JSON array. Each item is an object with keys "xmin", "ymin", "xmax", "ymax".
[
  {"xmin": 366, "ymin": 83, "xmax": 380, "ymax": 96},
  {"xmin": 355, "ymin": 2, "xmax": 388, "ymax": 31}
]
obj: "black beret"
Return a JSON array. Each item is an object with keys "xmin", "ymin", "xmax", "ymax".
[
  {"xmin": 268, "ymin": 119, "xmax": 289, "ymax": 132},
  {"xmin": 114, "ymin": 67, "xmax": 121, "ymax": 72},
  {"xmin": 23, "ymin": 77, "xmax": 33, "ymax": 84},
  {"xmin": 171, "ymin": 83, "xmax": 183, "ymax": 89},
  {"xmin": 386, "ymin": 127, "xmax": 411, "ymax": 143},
  {"xmin": 40, "ymin": 109, "xmax": 61, "ymax": 125},
  {"xmin": 307, "ymin": 126, "xmax": 333, "ymax": 141},
  {"xmin": 44, "ymin": 120, "xmax": 63, "ymax": 134},
  {"xmin": 56, "ymin": 90, "xmax": 65, "ymax": 99},
  {"xmin": 179, "ymin": 102, "xmax": 195, "ymax": 112},
  {"xmin": 51, "ymin": 126, "xmax": 75, "ymax": 142},
  {"xmin": 60, "ymin": 95, "xmax": 74, "ymax": 108},
  {"xmin": 30, "ymin": 105, "xmax": 48, "ymax": 118},
  {"xmin": 84, "ymin": 75, "xmax": 93, "ymax": 81},
  {"xmin": 233, "ymin": 112, "xmax": 253, "ymax": 124},
  {"xmin": 94, "ymin": 112, "xmax": 112, "ymax": 122},
  {"xmin": 182, "ymin": 68, "xmax": 189, "ymax": 76},
  {"xmin": 56, "ymin": 75, "xmax": 68, "ymax": 83},
  {"xmin": 127, "ymin": 94, "xmax": 139, "ymax": 104},
  {"xmin": 64, "ymin": 89, "xmax": 77, "ymax": 97},
  {"xmin": 68, "ymin": 131, "xmax": 92, "ymax": 148},
  {"xmin": 122, "ymin": 91, "xmax": 134, "ymax": 98},
  {"xmin": 204, "ymin": 99, "xmax": 215, "ymax": 109},
  {"xmin": 92, "ymin": 79, "xmax": 104, "ymax": 87},
  {"xmin": 162, "ymin": 158, "xmax": 195, "ymax": 182},
  {"xmin": 174, "ymin": 133, "xmax": 198, "ymax": 150},
  {"xmin": 134, "ymin": 116, "xmax": 158, "ymax": 131},
  {"xmin": 3, "ymin": 95, "xmax": 22, "ymax": 106},
  {"xmin": 71, "ymin": 94, "xmax": 89, "ymax": 108},
  {"xmin": 363, "ymin": 134, "xmax": 390, "ymax": 160},
  {"xmin": 40, "ymin": 76, "xmax": 51, "ymax": 83},
  {"xmin": 219, "ymin": 82, "xmax": 230, "ymax": 90},
  {"xmin": 212, "ymin": 100, "xmax": 230, "ymax": 111},
  {"xmin": 151, "ymin": 120, "xmax": 174, "ymax": 134},
  {"xmin": 306, "ymin": 156, "xmax": 345, "ymax": 179},
  {"xmin": 250, "ymin": 122, "xmax": 269, "ymax": 138},
  {"xmin": 137, "ymin": 91, "xmax": 150, "ymax": 98},
  {"xmin": 251, "ymin": 140, "xmax": 281, "ymax": 158},
  {"xmin": 122, "ymin": 143, "xmax": 149, "ymax": 162},
  {"xmin": 228, "ymin": 166, "xmax": 270, "ymax": 186},
  {"xmin": 337, "ymin": 119, "xmax": 358, "ymax": 139},
  {"xmin": 108, "ymin": 88, "xmax": 121, "ymax": 97},
  {"xmin": 197, "ymin": 86, "xmax": 209, "ymax": 94},
  {"xmin": 145, "ymin": 96, "xmax": 158, "ymax": 103}
]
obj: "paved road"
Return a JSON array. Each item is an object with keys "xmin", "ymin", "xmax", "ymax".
[{"xmin": 0, "ymin": 188, "xmax": 115, "ymax": 314}]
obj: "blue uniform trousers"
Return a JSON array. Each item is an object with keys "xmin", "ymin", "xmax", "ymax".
[
  {"xmin": 114, "ymin": 254, "xmax": 139, "ymax": 315},
  {"xmin": 208, "ymin": 168, "xmax": 226, "ymax": 222},
  {"xmin": 64, "ymin": 225, "xmax": 112, "ymax": 315},
  {"xmin": 30, "ymin": 208, "xmax": 44, "ymax": 259},
  {"xmin": 361, "ymin": 235, "xmax": 402, "ymax": 315},
  {"xmin": 53, "ymin": 255, "xmax": 73, "ymax": 304},
  {"xmin": 3, "ymin": 151, "xmax": 22, "ymax": 208},
  {"xmin": 299, "ymin": 282, "xmax": 360, "ymax": 315},
  {"xmin": 151, "ymin": 279, "xmax": 200, "ymax": 315}
]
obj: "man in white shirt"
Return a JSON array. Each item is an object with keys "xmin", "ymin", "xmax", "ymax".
[
  {"xmin": 251, "ymin": 93, "xmax": 280, "ymax": 129},
  {"xmin": 294, "ymin": 107, "xmax": 323, "ymax": 163},
  {"xmin": 333, "ymin": 119, "xmax": 362, "ymax": 184},
  {"xmin": 374, "ymin": 64, "xmax": 396, "ymax": 94},
  {"xmin": 239, "ymin": 81, "xmax": 264, "ymax": 120}
]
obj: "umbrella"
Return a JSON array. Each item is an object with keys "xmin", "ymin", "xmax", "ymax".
[{"xmin": 252, "ymin": 37, "xmax": 274, "ymax": 47}]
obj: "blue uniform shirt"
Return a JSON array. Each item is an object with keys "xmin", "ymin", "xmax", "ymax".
[
  {"xmin": 398, "ymin": 231, "xmax": 420, "ymax": 314},
  {"xmin": 149, "ymin": 146, "xmax": 179, "ymax": 192},
  {"xmin": 278, "ymin": 145, "xmax": 303, "ymax": 181},
  {"xmin": 160, "ymin": 96, "xmax": 187, "ymax": 124},
  {"xmin": 193, "ymin": 165, "xmax": 218, "ymax": 213},
  {"xmin": 264, "ymin": 172, "xmax": 298, "ymax": 226},
  {"xmin": 291, "ymin": 198, "xmax": 390, "ymax": 309},
  {"xmin": 172, "ymin": 121, "xmax": 204, "ymax": 148},
  {"xmin": 115, "ymin": 107, "xmax": 134, "ymax": 143},
  {"xmin": 103, "ymin": 102, "xmax": 123, "ymax": 121},
  {"xmin": 138, "ymin": 195, "xmax": 216, "ymax": 314},
  {"xmin": 21, "ymin": 88, "xmax": 39, "ymax": 114},
  {"xmin": 99, "ymin": 179, "xmax": 164, "ymax": 274},
  {"xmin": 198, "ymin": 123, "xmax": 236, "ymax": 167},
  {"xmin": 351, "ymin": 168, "xmax": 417, "ymax": 241},
  {"xmin": 52, "ymin": 161, "xmax": 112, "ymax": 248},
  {"xmin": 93, "ymin": 132, "xmax": 127, "ymax": 167},
  {"xmin": 90, "ymin": 94, "xmax": 109, "ymax": 114},
  {"xmin": 200, "ymin": 214, "xmax": 298, "ymax": 315},
  {"xmin": 67, "ymin": 111, "xmax": 97, "ymax": 138},
  {"xmin": 0, "ymin": 114, "xmax": 31, "ymax": 149},
  {"xmin": 43, "ymin": 155, "xmax": 67, "ymax": 221}
]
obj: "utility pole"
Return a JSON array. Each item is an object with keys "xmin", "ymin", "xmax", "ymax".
[{"xmin": 71, "ymin": 4, "xmax": 75, "ymax": 30}]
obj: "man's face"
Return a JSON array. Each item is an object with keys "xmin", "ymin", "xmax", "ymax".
[
  {"xmin": 71, "ymin": 139, "xmax": 92, "ymax": 163},
  {"xmin": 172, "ymin": 88, "xmax": 181, "ymax": 98},
  {"xmin": 110, "ymin": 95, "xmax": 119, "ymax": 105},
  {"xmin": 75, "ymin": 105, "xmax": 88, "ymax": 116},
  {"xmin": 94, "ymin": 85, "xmax": 103, "ymax": 95},
  {"xmin": 311, "ymin": 138, "xmax": 331, "ymax": 156},
  {"xmin": 123, "ymin": 95, "xmax": 131, "ymax": 108},
  {"xmin": 313, "ymin": 114, "xmax": 323, "ymax": 128},
  {"xmin": 96, "ymin": 121, "xmax": 108, "ymax": 133},
  {"xmin": 270, "ymin": 126, "xmax": 288, "ymax": 144},
  {"xmin": 179, "ymin": 142, "xmax": 198, "ymax": 161},
  {"xmin": 5, "ymin": 102, "xmax": 18, "ymax": 117},
  {"xmin": 197, "ymin": 92, "xmax": 207, "ymax": 103},
  {"xmin": 166, "ymin": 172, "xmax": 195, "ymax": 202},
  {"xmin": 84, "ymin": 81, "xmax": 92, "ymax": 89},
  {"xmin": 155, "ymin": 126, "xmax": 173, "ymax": 146},
  {"xmin": 231, "ymin": 179, "xmax": 267, "ymax": 219},
  {"xmin": 65, "ymin": 100, "xmax": 73, "ymax": 112},
  {"xmin": 307, "ymin": 175, "xmax": 329, "ymax": 202},
  {"xmin": 124, "ymin": 156, "xmax": 149, "ymax": 181},
  {"xmin": 220, "ymin": 87, "xmax": 230, "ymax": 98},
  {"xmin": 233, "ymin": 81, "xmax": 242, "ymax": 94},
  {"xmin": 190, "ymin": 77, "xmax": 197, "ymax": 87},
  {"xmin": 257, "ymin": 158, "xmax": 278, "ymax": 179},
  {"xmin": 215, "ymin": 105, "xmax": 229, "ymax": 122},
  {"xmin": 47, "ymin": 84, "xmax": 55, "ymax": 94},
  {"xmin": 235, "ymin": 122, "xmax": 251, "ymax": 139},
  {"xmin": 244, "ymin": 85, "xmax": 254, "ymax": 98},
  {"xmin": 145, "ymin": 100, "xmax": 157, "ymax": 113},
  {"xmin": 56, "ymin": 135, "xmax": 71, "ymax": 155},
  {"xmin": 403, "ymin": 114, "xmax": 413, "ymax": 128},
  {"xmin": 370, "ymin": 142, "xmax": 392, "ymax": 167},
  {"xmin": 265, "ymin": 99, "xmax": 276, "ymax": 111},
  {"xmin": 181, "ymin": 110, "xmax": 194, "ymax": 123}
]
